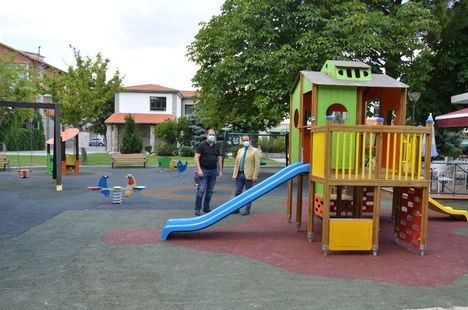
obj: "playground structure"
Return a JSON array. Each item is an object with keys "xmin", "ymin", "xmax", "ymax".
[
  {"xmin": 0, "ymin": 100, "xmax": 63, "ymax": 190},
  {"xmin": 287, "ymin": 60, "xmax": 436, "ymax": 255},
  {"xmin": 47, "ymin": 128, "xmax": 80, "ymax": 175},
  {"xmin": 158, "ymin": 157, "xmax": 188, "ymax": 175},
  {"xmin": 88, "ymin": 174, "xmax": 146, "ymax": 204},
  {"xmin": 161, "ymin": 60, "xmax": 466, "ymax": 255}
]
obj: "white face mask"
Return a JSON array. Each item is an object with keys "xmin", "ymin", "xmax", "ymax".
[
  {"xmin": 242, "ymin": 141, "xmax": 250, "ymax": 147},
  {"xmin": 207, "ymin": 135, "xmax": 216, "ymax": 143}
]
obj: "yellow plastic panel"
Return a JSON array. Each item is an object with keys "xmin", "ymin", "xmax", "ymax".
[{"xmin": 329, "ymin": 219, "xmax": 373, "ymax": 251}]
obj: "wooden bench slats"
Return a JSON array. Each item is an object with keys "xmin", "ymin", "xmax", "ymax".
[{"xmin": 111, "ymin": 153, "xmax": 147, "ymax": 168}]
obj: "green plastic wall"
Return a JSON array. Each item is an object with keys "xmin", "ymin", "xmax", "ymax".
[
  {"xmin": 289, "ymin": 84, "xmax": 301, "ymax": 163},
  {"xmin": 315, "ymin": 85, "xmax": 358, "ymax": 195}
]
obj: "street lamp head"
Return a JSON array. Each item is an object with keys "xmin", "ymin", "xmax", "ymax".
[{"xmin": 408, "ymin": 90, "xmax": 421, "ymax": 103}]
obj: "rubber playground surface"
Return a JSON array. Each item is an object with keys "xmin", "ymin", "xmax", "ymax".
[{"xmin": 1, "ymin": 166, "xmax": 467, "ymax": 309}]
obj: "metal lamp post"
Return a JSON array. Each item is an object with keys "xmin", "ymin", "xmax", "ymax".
[{"xmin": 408, "ymin": 90, "xmax": 421, "ymax": 125}]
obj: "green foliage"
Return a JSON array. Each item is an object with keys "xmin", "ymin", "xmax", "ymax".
[
  {"xmin": 178, "ymin": 145, "xmax": 195, "ymax": 157},
  {"xmin": 436, "ymin": 130, "xmax": 463, "ymax": 159},
  {"xmin": 155, "ymin": 116, "xmax": 191, "ymax": 146},
  {"xmin": 155, "ymin": 143, "xmax": 177, "ymax": 156},
  {"xmin": 120, "ymin": 115, "xmax": 143, "ymax": 154},
  {"xmin": 155, "ymin": 119, "xmax": 178, "ymax": 145},
  {"xmin": 259, "ymin": 136, "xmax": 286, "ymax": 153},
  {"xmin": 188, "ymin": 0, "xmax": 435, "ymax": 131},
  {"xmin": 42, "ymin": 46, "xmax": 122, "ymax": 129},
  {"xmin": 144, "ymin": 145, "xmax": 153, "ymax": 153},
  {"xmin": 0, "ymin": 52, "xmax": 36, "ymax": 128},
  {"xmin": 412, "ymin": 1, "xmax": 467, "ymax": 153}
]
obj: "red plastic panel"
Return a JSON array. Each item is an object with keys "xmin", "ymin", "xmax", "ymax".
[
  {"xmin": 314, "ymin": 194, "xmax": 337, "ymax": 218},
  {"xmin": 395, "ymin": 187, "xmax": 423, "ymax": 249},
  {"xmin": 361, "ymin": 187, "xmax": 374, "ymax": 213}
]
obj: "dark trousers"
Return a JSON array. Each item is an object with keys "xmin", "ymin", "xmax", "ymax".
[
  {"xmin": 195, "ymin": 168, "xmax": 217, "ymax": 211},
  {"xmin": 235, "ymin": 171, "xmax": 253, "ymax": 211}
]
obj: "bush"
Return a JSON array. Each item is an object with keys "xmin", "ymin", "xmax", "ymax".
[
  {"xmin": 259, "ymin": 136, "xmax": 285, "ymax": 153},
  {"xmin": 155, "ymin": 143, "xmax": 177, "ymax": 156},
  {"xmin": 144, "ymin": 145, "xmax": 153, "ymax": 153},
  {"xmin": 179, "ymin": 145, "xmax": 195, "ymax": 157},
  {"xmin": 120, "ymin": 115, "xmax": 143, "ymax": 154}
]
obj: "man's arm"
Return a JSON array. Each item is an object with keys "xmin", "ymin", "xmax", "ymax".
[
  {"xmin": 195, "ymin": 153, "xmax": 203, "ymax": 177},
  {"xmin": 252, "ymin": 149, "xmax": 261, "ymax": 182},
  {"xmin": 217, "ymin": 155, "xmax": 223, "ymax": 177},
  {"xmin": 232, "ymin": 149, "xmax": 241, "ymax": 180}
]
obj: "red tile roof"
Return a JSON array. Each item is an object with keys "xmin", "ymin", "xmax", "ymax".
[
  {"xmin": 180, "ymin": 90, "xmax": 197, "ymax": 98},
  {"xmin": 105, "ymin": 113, "xmax": 176, "ymax": 124},
  {"xmin": 123, "ymin": 84, "xmax": 179, "ymax": 92}
]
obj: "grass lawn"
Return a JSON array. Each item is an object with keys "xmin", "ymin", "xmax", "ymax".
[{"xmin": 5, "ymin": 154, "xmax": 284, "ymax": 168}]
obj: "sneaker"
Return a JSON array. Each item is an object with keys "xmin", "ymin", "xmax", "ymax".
[
  {"xmin": 241, "ymin": 210, "xmax": 250, "ymax": 216},
  {"xmin": 203, "ymin": 208, "xmax": 212, "ymax": 213},
  {"xmin": 194, "ymin": 210, "xmax": 201, "ymax": 216}
]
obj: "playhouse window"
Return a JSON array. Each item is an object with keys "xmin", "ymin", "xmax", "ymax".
[{"xmin": 326, "ymin": 103, "xmax": 348, "ymax": 124}]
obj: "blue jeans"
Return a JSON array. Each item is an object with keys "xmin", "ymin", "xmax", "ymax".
[
  {"xmin": 235, "ymin": 171, "xmax": 253, "ymax": 211},
  {"xmin": 195, "ymin": 169, "xmax": 218, "ymax": 211}
]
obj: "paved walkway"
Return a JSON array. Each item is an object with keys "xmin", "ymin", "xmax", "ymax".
[{"xmin": 0, "ymin": 166, "xmax": 467, "ymax": 309}]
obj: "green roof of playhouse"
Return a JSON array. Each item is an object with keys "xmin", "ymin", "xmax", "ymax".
[{"xmin": 291, "ymin": 60, "xmax": 408, "ymax": 92}]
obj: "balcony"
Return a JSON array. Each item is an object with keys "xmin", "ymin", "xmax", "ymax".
[{"xmin": 309, "ymin": 121, "xmax": 433, "ymax": 187}]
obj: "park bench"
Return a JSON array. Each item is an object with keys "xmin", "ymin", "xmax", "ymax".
[
  {"xmin": 0, "ymin": 154, "xmax": 9, "ymax": 171},
  {"xmin": 111, "ymin": 153, "xmax": 148, "ymax": 168}
]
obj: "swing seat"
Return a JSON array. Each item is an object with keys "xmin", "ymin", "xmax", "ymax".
[{"xmin": 18, "ymin": 169, "xmax": 32, "ymax": 178}]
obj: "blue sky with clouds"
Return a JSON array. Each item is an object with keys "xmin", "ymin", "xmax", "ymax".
[{"xmin": 0, "ymin": 0, "xmax": 223, "ymax": 90}]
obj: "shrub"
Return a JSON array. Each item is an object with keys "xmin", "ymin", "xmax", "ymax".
[
  {"xmin": 120, "ymin": 115, "xmax": 143, "ymax": 154},
  {"xmin": 179, "ymin": 145, "xmax": 195, "ymax": 157},
  {"xmin": 259, "ymin": 136, "xmax": 285, "ymax": 153},
  {"xmin": 144, "ymin": 145, "xmax": 153, "ymax": 153},
  {"xmin": 155, "ymin": 143, "xmax": 177, "ymax": 156}
]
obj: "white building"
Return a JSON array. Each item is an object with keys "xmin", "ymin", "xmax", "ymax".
[{"xmin": 105, "ymin": 84, "xmax": 196, "ymax": 152}]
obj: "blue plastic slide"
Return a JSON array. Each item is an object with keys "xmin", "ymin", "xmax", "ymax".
[{"xmin": 161, "ymin": 162, "xmax": 310, "ymax": 240}]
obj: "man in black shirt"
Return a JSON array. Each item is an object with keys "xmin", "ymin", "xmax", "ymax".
[{"xmin": 194, "ymin": 128, "xmax": 223, "ymax": 216}]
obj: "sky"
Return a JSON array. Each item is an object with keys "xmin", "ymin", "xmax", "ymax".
[{"xmin": 0, "ymin": 0, "xmax": 224, "ymax": 90}]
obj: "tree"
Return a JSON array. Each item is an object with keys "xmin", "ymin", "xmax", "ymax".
[
  {"xmin": 0, "ymin": 52, "xmax": 44, "ymax": 150},
  {"xmin": 155, "ymin": 116, "xmax": 191, "ymax": 147},
  {"xmin": 188, "ymin": 0, "xmax": 435, "ymax": 131},
  {"xmin": 120, "ymin": 115, "xmax": 143, "ymax": 154},
  {"xmin": 43, "ymin": 46, "xmax": 123, "ymax": 130},
  {"xmin": 413, "ymin": 0, "xmax": 467, "ymax": 157}
]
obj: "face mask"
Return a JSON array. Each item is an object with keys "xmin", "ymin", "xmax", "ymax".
[
  {"xmin": 207, "ymin": 135, "xmax": 215, "ymax": 143},
  {"xmin": 242, "ymin": 141, "xmax": 250, "ymax": 147}
]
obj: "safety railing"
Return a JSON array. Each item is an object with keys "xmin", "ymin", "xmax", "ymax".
[{"xmin": 310, "ymin": 118, "xmax": 432, "ymax": 183}]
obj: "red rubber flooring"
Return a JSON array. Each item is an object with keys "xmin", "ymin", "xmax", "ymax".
[{"xmin": 102, "ymin": 211, "xmax": 468, "ymax": 287}]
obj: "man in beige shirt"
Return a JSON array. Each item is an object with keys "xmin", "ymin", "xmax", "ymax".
[{"xmin": 232, "ymin": 134, "xmax": 261, "ymax": 215}]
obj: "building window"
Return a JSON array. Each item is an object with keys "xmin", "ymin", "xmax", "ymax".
[
  {"xmin": 150, "ymin": 96, "xmax": 166, "ymax": 111},
  {"xmin": 184, "ymin": 105, "xmax": 194, "ymax": 115}
]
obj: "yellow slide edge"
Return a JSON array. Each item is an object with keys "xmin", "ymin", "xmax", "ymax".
[{"xmin": 428, "ymin": 197, "xmax": 468, "ymax": 221}]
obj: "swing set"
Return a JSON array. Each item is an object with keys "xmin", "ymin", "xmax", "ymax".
[{"xmin": 0, "ymin": 100, "xmax": 64, "ymax": 191}]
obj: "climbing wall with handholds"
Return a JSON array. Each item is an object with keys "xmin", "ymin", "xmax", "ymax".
[
  {"xmin": 395, "ymin": 187, "xmax": 423, "ymax": 250},
  {"xmin": 362, "ymin": 187, "xmax": 374, "ymax": 213},
  {"xmin": 314, "ymin": 194, "xmax": 337, "ymax": 218}
]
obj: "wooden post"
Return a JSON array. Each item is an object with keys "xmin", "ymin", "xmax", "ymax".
[
  {"xmin": 287, "ymin": 180, "xmax": 293, "ymax": 223},
  {"xmin": 296, "ymin": 174, "xmax": 303, "ymax": 230},
  {"xmin": 322, "ymin": 116, "xmax": 334, "ymax": 255},
  {"xmin": 307, "ymin": 180, "xmax": 315, "ymax": 242},
  {"xmin": 372, "ymin": 186, "xmax": 381, "ymax": 256},
  {"xmin": 420, "ymin": 118, "xmax": 433, "ymax": 255}
]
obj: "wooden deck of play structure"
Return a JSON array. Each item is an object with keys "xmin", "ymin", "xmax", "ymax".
[{"xmin": 309, "ymin": 122, "xmax": 432, "ymax": 187}]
